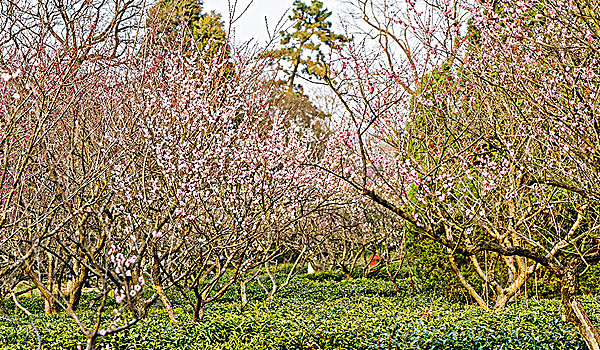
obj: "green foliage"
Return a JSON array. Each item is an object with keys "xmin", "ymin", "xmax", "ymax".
[
  {"xmin": 404, "ymin": 228, "xmax": 600, "ymax": 302},
  {"xmin": 528, "ymin": 264, "xmax": 600, "ymax": 299},
  {"xmin": 1, "ymin": 277, "xmax": 597, "ymax": 350},
  {"xmin": 149, "ymin": 0, "xmax": 228, "ymax": 58},
  {"xmin": 276, "ymin": 0, "xmax": 349, "ymax": 91}
]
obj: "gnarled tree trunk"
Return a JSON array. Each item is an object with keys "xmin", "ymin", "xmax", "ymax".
[
  {"xmin": 561, "ymin": 259, "xmax": 600, "ymax": 350},
  {"xmin": 24, "ymin": 263, "xmax": 59, "ymax": 314},
  {"xmin": 152, "ymin": 246, "xmax": 177, "ymax": 324},
  {"xmin": 67, "ymin": 264, "xmax": 88, "ymax": 311}
]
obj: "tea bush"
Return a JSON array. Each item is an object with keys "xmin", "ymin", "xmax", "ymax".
[{"xmin": 0, "ymin": 278, "xmax": 597, "ymax": 350}]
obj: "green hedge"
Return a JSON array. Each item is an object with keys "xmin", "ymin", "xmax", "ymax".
[{"xmin": 0, "ymin": 278, "xmax": 597, "ymax": 350}]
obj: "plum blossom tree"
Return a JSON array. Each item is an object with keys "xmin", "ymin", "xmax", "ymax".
[
  {"xmin": 0, "ymin": 0, "xmax": 351, "ymax": 347},
  {"xmin": 0, "ymin": 1, "xmax": 167, "ymax": 349},
  {"xmin": 104, "ymin": 16, "xmax": 348, "ymax": 322},
  {"xmin": 324, "ymin": 0, "xmax": 600, "ymax": 347},
  {"xmin": 461, "ymin": 1, "xmax": 600, "ymax": 345}
]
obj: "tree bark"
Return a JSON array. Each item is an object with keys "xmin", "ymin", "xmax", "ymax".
[
  {"xmin": 561, "ymin": 259, "xmax": 600, "ymax": 350},
  {"xmin": 152, "ymin": 248, "xmax": 177, "ymax": 324},
  {"xmin": 85, "ymin": 336, "xmax": 97, "ymax": 350},
  {"xmin": 154, "ymin": 277, "xmax": 177, "ymax": 324},
  {"xmin": 494, "ymin": 292, "xmax": 510, "ymax": 310},
  {"xmin": 10, "ymin": 289, "xmax": 32, "ymax": 315},
  {"xmin": 192, "ymin": 302, "xmax": 205, "ymax": 322},
  {"xmin": 67, "ymin": 266, "xmax": 88, "ymax": 311},
  {"xmin": 23, "ymin": 264, "xmax": 59, "ymax": 314},
  {"xmin": 192, "ymin": 287, "xmax": 205, "ymax": 322},
  {"xmin": 340, "ymin": 264, "xmax": 353, "ymax": 279},
  {"xmin": 240, "ymin": 281, "xmax": 248, "ymax": 311},
  {"xmin": 448, "ymin": 252, "xmax": 489, "ymax": 311}
]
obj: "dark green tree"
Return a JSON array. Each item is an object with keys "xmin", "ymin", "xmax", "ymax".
[
  {"xmin": 148, "ymin": 0, "xmax": 228, "ymax": 58},
  {"xmin": 278, "ymin": 0, "xmax": 349, "ymax": 92}
]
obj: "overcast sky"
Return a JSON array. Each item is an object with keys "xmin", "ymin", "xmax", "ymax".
[{"xmin": 203, "ymin": 0, "xmax": 342, "ymax": 45}]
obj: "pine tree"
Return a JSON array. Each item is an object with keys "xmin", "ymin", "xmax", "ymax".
[{"xmin": 278, "ymin": 0, "xmax": 348, "ymax": 92}]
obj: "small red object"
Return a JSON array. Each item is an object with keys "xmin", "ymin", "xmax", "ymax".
[{"xmin": 368, "ymin": 253, "xmax": 381, "ymax": 267}]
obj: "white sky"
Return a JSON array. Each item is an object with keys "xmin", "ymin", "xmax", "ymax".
[{"xmin": 203, "ymin": 0, "xmax": 342, "ymax": 45}]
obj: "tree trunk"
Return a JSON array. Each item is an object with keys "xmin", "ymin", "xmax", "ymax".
[
  {"xmin": 561, "ymin": 260, "xmax": 600, "ymax": 350},
  {"xmin": 288, "ymin": 59, "xmax": 301, "ymax": 92},
  {"xmin": 85, "ymin": 336, "xmax": 97, "ymax": 350},
  {"xmin": 155, "ymin": 280, "xmax": 177, "ymax": 324},
  {"xmin": 68, "ymin": 282, "xmax": 84, "ymax": 311},
  {"xmin": 340, "ymin": 264, "xmax": 353, "ymax": 279},
  {"xmin": 240, "ymin": 281, "xmax": 248, "ymax": 311},
  {"xmin": 24, "ymin": 264, "xmax": 59, "ymax": 314},
  {"xmin": 152, "ymin": 250, "xmax": 177, "ymax": 324},
  {"xmin": 494, "ymin": 292, "xmax": 510, "ymax": 310},
  {"xmin": 448, "ymin": 253, "xmax": 489, "ymax": 311},
  {"xmin": 10, "ymin": 289, "xmax": 32, "ymax": 315},
  {"xmin": 192, "ymin": 302, "xmax": 205, "ymax": 322},
  {"xmin": 494, "ymin": 266, "xmax": 528, "ymax": 310},
  {"xmin": 67, "ymin": 266, "xmax": 88, "ymax": 311},
  {"xmin": 192, "ymin": 287, "xmax": 205, "ymax": 322}
]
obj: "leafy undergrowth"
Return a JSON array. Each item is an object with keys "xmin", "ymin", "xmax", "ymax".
[{"xmin": 0, "ymin": 278, "xmax": 597, "ymax": 349}]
